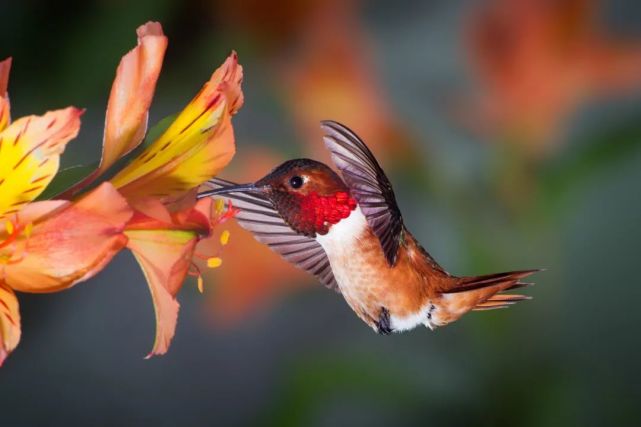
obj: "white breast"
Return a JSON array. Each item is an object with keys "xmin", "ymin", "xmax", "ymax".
[
  {"xmin": 315, "ymin": 207, "xmax": 368, "ymax": 294},
  {"xmin": 316, "ymin": 206, "xmax": 368, "ymax": 252}
]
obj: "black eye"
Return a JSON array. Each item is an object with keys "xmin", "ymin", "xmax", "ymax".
[{"xmin": 289, "ymin": 175, "xmax": 304, "ymax": 189}]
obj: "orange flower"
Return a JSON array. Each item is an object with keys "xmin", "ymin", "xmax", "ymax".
[
  {"xmin": 277, "ymin": 1, "xmax": 414, "ymax": 164},
  {"xmin": 60, "ymin": 22, "xmax": 244, "ymax": 356},
  {"xmin": 466, "ymin": 0, "xmax": 641, "ymax": 152},
  {"xmin": 0, "ymin": 58, "xmax": 133, "ymax": 365}
]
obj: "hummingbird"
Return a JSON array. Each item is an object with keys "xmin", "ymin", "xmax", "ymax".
[{"xmin": 198, "ymin": 121, "xmax": 538, "ymax": 334}]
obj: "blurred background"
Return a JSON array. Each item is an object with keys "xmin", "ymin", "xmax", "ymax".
[{"xmin": 1, "ymin": 0, "xmax": 640, "ymax": 425}]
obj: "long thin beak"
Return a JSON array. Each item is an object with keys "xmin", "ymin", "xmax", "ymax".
[{"xmin": 197, "ymin": 183, "xmax": 267, "ymax": 199}]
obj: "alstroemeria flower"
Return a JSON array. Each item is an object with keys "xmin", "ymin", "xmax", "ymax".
[
  {"xmin": 465, "ymin": 0, "xmax": 641, "ymax": 152},
  {"xmin": 59, "ymin": 22, "xmax": 244, "ymax": 357},
  {"xmin": 0, "ymin": 58, "xmax": 133, "ymax": 365}
]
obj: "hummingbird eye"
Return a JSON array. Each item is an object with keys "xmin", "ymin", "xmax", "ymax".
[{"xmin": 289, "ymin": 175, "xmax": 304, "ymax": 189}]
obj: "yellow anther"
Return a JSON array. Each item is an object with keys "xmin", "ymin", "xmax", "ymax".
[
  {"xmin": 5, "ymin": 221, "xmax": 14, "ymax": 235},
  {"xmin": 207, "ymin": 257, "xmax": 222, "ymax": 268},
  {"xmin": 214, "ymin": 199, "xmax": 225, "ymax": 214},
  {"xmin": 24, "ymin": 222, "xmax": 33, "ymax": 238},
  {"xmin": 220, "ymin": 230, "xmax": 230, "ymax": 246},
  {"xmin": 197, "ymin": 276, "xmax": 204, "ymax": 293}
]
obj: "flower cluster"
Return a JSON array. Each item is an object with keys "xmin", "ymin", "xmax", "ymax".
[{"xmin": 0, "ymin": 22, "xmax": 243, "ymax": 365}]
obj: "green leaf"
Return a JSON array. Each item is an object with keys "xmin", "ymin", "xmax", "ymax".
[{"xmin": 36, "ymin": 163, "xmax": 98, "ymax": 201}]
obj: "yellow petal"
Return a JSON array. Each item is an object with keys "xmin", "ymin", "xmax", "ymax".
[
  {"xmin": 0, "ymin": 284, "xmax": 21, "ymax": 367},
  {"xmin": 0, "ymin": 57, "xmax": 12, "ymax": 132},
  {"xmin": 111, "ymin": 52, "xmax": 243, "ymax": 200},
  {"xmin": 100, "ymin": 22, "xmax": 167, "ymax": 176},
  {"xmin": 0, "ymin": 107, "xmax": 82, "ymax": 218},
  {"xmin": 126, "ymin": 228, "xmax": 198, "ymax": 358}
]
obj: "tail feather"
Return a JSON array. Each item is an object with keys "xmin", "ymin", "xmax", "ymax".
[
  {"xmin": 445, "ymin": 269, "xmax": 539, "ymax": 293},
  {"xmin": 473, "ymin": 303, "xmax": 510, "ymax": 311},
  {"xmin": 504, "ymin": 281, "xmax": 535, "ymax": 291},
  {"xmin": 473, "ymin": 293, "xmax": 532, "ymax": 311},
  {"xmin": 437, "ymin": 269, "xmax": 539, "ymax": 320}
]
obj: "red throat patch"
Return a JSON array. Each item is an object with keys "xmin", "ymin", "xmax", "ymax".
[{"xmin": 298, "ymin": 191, "xmax": 357, "ymax": 234}]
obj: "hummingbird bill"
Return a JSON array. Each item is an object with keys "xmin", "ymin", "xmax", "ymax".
[{"xmin": 198, "ymin": 121, "xmax": 538, "ymax": 334}]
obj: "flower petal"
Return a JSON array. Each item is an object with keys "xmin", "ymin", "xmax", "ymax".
[
  {"xmin": 0, "ymin": 107, "xmax": 82, "ymax": 218},
  {"xmin": 4, "ymin": 183, "xmax": 132, "ymax": 292},
  {"xmin": 0, "ymin": 284, "xmax": 20, "ymax": 367},
  {"xmin": 111, "ymin": 52, "xmax": 243, "ymax": 200},
  {"xmin": 100, "ymin": 22, "xmax": 167, "ymax": 176},
  {"xmin": 125, "ymin": 228, "xmax": 199, "ymax": 357},
  {"xmin": 0, "ymin": 57, "xmax": 11, "ymax": 132}
]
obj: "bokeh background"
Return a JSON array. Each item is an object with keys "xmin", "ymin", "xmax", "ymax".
[{"xmin": 1, "ymin": 0, "xmax": 640, "ymax": 425}]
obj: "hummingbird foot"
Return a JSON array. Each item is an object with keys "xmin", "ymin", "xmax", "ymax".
[{"xmin": 376, "ymin": 307, "xmax": 393, "ymax": 335}]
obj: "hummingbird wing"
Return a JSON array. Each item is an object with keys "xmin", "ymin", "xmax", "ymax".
[
  {"xmin": 320, "ymin": 120, "xmax": 403, "ymax": 266},
  {"xmin": 202, "ymin": 178, "xmax": 339, "ymax": 292}
]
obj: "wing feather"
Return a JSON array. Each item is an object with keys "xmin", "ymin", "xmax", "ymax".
[
  {"xmin": 202, "ymin": 178, "xmax": 339, "ymax": 291},
  {"xmin": 320, "ymin": 120, "xmax": 404, "ymax": 266}
]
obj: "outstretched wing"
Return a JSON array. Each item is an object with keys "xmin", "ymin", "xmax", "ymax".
[
  {"xmin": 201, "ymin": 178, "xmax": 339, "ymax": 292},
  {"xmin": 320, "ymin": 120, "xmax": 404, "ymax": 266}
]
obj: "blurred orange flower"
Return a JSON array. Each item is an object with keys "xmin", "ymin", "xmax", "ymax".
[
  {"xmin": 466, "ymin": 0, "xmax": 641, "ymax": 152},
  {"xmin": 0, "ymin": 59, "xmax": 132, "ymax": 365},
  {"xmin": 276, "ymin": 0, "xmax": 413, "ymax": 164}
]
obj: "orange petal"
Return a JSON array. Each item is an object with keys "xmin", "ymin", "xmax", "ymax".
[
  {"xmin": 128, "ymin": 197, "xmax": 173, "ymax": 224},
  {"xmin": 126, "ymin": 198, "xmax": 211, "ymax": 235},
  {"xmin": 110, "ymin": 52, "xmax": 243, "ymax": 200},
  {"xmin": 3, "ymin": 183, "xmax": 132, "ymax": 292},
  {"xmin": 125, "ymin": 228, "xmax": 199, "ymax": 357},
  {"xmin": 101, "ymin": 22, "xmax": 167, "ymax": 176},
  {"xmin": 0, "ymin": 57, "xmax": 11, "ymax": 131},
  {"xmin": 0, "ymin": 284, "xmax": 20, "ymax": 367},
  {"xmin": 0, "ymin": 107, "xmax": 83, "ymax": 218}
]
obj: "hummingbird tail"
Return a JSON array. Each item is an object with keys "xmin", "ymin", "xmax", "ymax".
[{"xmin": 443, "ymin": 269, "xmax": 539, "ymax": 311}]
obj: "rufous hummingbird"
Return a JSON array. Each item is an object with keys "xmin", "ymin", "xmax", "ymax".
[{"xmin": 198, "ymin": 121, "xmax": 538, "ymax": 334}]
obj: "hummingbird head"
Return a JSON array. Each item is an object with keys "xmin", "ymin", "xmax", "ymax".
[{"xmin": 210, "ymin": 159, "xmax": 358, "ymax": 237}]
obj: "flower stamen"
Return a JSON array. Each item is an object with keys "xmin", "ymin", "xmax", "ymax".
[
  {"xmin": 207, "ymin": 257, "xmax": 222, "ymax": 268},
  {"xmin": 0, "ymin": 217, "xmax": 33, "ymax": 264}
]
